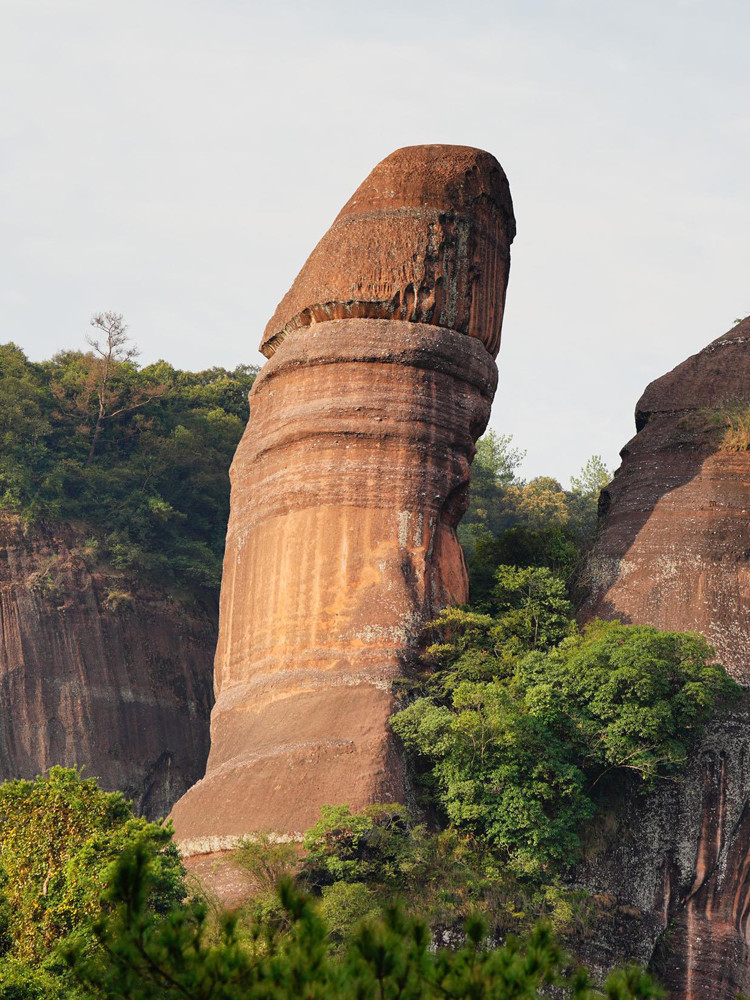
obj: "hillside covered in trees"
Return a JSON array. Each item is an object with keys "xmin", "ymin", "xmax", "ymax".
[{"xmin": 0, "ymin": 315, "xmax": 257, "ymax": 593}]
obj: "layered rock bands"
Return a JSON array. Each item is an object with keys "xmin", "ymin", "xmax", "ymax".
[
  {"xmin": 172, "ymin": 145, "xmax": 514, "ymax": 849},
  {"xmin": 0, "ymin": 517, "xmax": 214, "ymax": 818},
  {"xmin": 579, "ymin": 316, "xmax": 750, "ymax": 1000}
]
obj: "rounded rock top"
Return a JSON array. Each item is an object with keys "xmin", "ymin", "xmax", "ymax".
[{"xmin": 261, "ymin": 144, "xmax": 515, "ymax": 360}]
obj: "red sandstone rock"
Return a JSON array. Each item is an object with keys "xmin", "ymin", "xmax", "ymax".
[
  {"xmin": 581, "ymin": 315, "xmax": 750, "ymax": 683},
  {"xmin": 261, "ymin": 146, "xmax": 515, "ymax": 360},
  {"xmin": 171, "ymin": 321, "xmax": 497, "ymax": 847},
  {"xmin": 171, "ymin": 145, "xmax": 514, "ymax": 850},
  {"xmin": 0, "ymin": 516, "xmax": 214, "ymax": 817},
  {"xmin": 579, "ymin": 315, "xmax": 750, "ymax": 999}
]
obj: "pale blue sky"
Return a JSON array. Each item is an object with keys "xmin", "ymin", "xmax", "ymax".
[{"xmin": 2, "ymin": 0, "xmax": 749, "ymax": 482}]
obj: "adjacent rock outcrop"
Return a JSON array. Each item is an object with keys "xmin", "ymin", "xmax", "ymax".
[
  {"xmin": 579, "ymin": 316, "xmax": 750, "ymax": 999},
  {"xmin": 582, "ymin": 316, "xmax": 750, "ymax": 685},
  {"xmin": 172, "ymin": 145, "xmax": 515, "ymax": 849},
  {"xmin": 0, "ymin": 517, "xmax": 214, "ymax": 818},
  {"xmin": 576, "ymin": 700, "xmax": 750, "ymax": 1000}
]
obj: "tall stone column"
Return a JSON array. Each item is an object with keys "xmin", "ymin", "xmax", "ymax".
[{"xmin": 172, "ymin": 145, "xmax": 515, "ymax": 849}]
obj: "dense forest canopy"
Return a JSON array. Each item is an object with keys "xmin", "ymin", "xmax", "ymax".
[{"xmin": 0, "ymin": 319, "xmax": 258, "ymax": 592}]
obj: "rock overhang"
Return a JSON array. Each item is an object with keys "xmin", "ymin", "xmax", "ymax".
[{"xmin": 261, "ymin": 144, "xmax": 516, "ymax": 360}]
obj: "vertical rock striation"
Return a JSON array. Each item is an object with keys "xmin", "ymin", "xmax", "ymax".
[
  {"xmin": 171, "ymin": 145, "xmax": 515, "ymax": 849},
  {"xmin": 579, "ymin": 316, "xmax": 750, "ymax": 999},
  {"xmin": 0, "ymin": 517, "xmax": 214, "ymax": 818}
]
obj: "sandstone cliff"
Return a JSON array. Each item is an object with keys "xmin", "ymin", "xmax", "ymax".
[
  {"xmin": 171, "ymin": 144, "xmax": 515, "ymax": 849},
  {"xmin": 578, "ymin": 315, "xmax": 750, "ymax": 1000},
  {"xmin": 0, "ymin": 516, "xmax": 214, "ymax": 818}
]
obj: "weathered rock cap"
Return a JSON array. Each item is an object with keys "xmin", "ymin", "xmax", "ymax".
[
  {"xmin": 636, "ymin": 315, "xmax": 750, "ymax": 429},
  {"xmin": 261, "ymin": 145, "xmax": 515, "ymax": 360}
]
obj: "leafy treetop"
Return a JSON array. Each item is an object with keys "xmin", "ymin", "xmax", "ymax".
[{"xmin": 0, "ymin": 331, "xmax": 258, "ymax": 593}]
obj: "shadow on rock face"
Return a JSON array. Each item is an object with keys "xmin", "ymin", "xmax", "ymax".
[
  {"xmin": 579, "ymin": 315, "xmax": 750, "ymax": 685},
  {"xmin": 576, "ymin": 316, "xmax": 750, "ymax": 1000}
]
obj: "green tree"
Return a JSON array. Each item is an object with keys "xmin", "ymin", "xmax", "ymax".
[
  {"xmin": 392, "ymin": 685, "xmax": 592, "ymax": 876},
  {"xmin": 0, "ymin": 768, "xmax": 185, "ymax": 965},
  {"xmin": 569, "ymin": 456, "xmax": 610, "ymax": 498},
  {"xmin": 567, "ymin": 456, "xmax": 611, "ymax": 541},
  {"xmin": 65, "ymin": 845, "xmax": 664, "ymax": 999},
  {"xmin": 302, "ymin": 804, "xmax": 415, "ymax": 889},
  {"xmin": 83, "ymin": 312, "xmax": 164, "ymax": 466},
  {"xmin": 392, "ymin": 583, "xmax": 739, "ymax": 877},
  {"xmin": 0, "ymin": 335, "xmax": 258, "ymax": 593},
  {"xmin": 420, "ymin": 566, "xmax": 575, "ymax": 693},
  {"xmin": 518, "ymin": 621, "xmax": 740, "ymax": 785},
  {"xmin": 462, "ymin": 446, "xmax": 612, "ymax": 607},
  {"xmin": 458, "ymin": 431, "xmax": 526, "ymax": 559},
  {"xmin": 0, "ymin": 344, "xmax": 52, "ymax": 516}
]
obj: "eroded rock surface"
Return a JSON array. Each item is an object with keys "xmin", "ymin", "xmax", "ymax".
[
  {"xmin": 172, "ymin": 145, "xmax": 514, "ymax": 849},
  {"xmin": 0, "ymin": 517, "xmax": 214, "ymax": 818},
  {"xmin": 262, "ymin": 145, "xmax": 515, "ymax": 359},
  {"xmin": 575, "ymin": 700, "xmax": 750, "ymax": 1000},
  {"xmin": 581, "ymin": 316, "xmax": 750, "ymax": 684},
  {"xmin": 579, "ymin": 316, "xmax": 750, "ymax": 999}
]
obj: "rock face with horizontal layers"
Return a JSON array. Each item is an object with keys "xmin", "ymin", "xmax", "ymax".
[
  {"xmin": 171, "ymin": 145, "xmax": 515, "ymax": 851},
  {"xmin": 578, "ymin": 316, "xmax": 750, "ymax": 1000},
  {"xmin": 0, "ymin": 517, "xmax": 215, "ymax": 818}
]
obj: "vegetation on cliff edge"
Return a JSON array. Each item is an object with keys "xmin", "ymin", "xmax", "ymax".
[{"xmin": 0, "ymin": 323, "xmax": 257, "ymax": 592}]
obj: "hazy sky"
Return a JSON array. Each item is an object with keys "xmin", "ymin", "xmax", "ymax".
[{"xmin": 2, "ymin": 0, "xmax": 749, "ymax": 482}]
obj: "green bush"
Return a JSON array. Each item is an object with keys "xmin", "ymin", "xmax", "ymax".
[
  {"xmin": 302, "ymin": 804, "xmax": 415, "ymax": 888},
  {"xmin": 391, "ymin": 568, "xmax": 740, "ymax": 877},
  {"xmin": 63, "ymin": 845, "xmax": 664, "ymax": 999},
  {"xmin": 0, "ymin": 768, "xmax": 185, "ymax": 965}
]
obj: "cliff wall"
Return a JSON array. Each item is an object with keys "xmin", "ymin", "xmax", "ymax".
[
  {"xmin": 0, "ymin": 516, "xmax": 214, "ymax": 818},
  {"xmin": 579, "ymin": 316, "xmax": 750, "ymax": 999}
]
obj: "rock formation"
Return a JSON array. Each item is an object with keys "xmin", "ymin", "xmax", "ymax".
[
  {"xmin": 171, "ymin": 145, "xmax": 515, "ymax": 850},
  {"xmin": 579, "ymin": 316, "xmax": 750, "ymax": 999},
  {"xmin": 582, "ymin": 315, "xmax": 750, "ymax": 685},
  {"xmin": 0, "ymin": 516, "xmax": 214, "ymax": 818}
]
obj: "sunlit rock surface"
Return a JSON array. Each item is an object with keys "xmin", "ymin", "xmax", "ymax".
[
  {"xmin": 171, "ymin": 145, "xmax": 514, "ymax": 848},
  {"xmin": 0, "ymin": 517, "xmax": 214, "ymax": 818}
]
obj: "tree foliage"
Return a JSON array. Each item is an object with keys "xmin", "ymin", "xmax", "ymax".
[
  {"xmin": 0, "ymin": 334, "xmax": 257, "ymax": 591},
  {"xmin": 460, "ymin": 433, "xmax": 611, "ymax": 605},
  {"xmin": 0, "ymin": 768, "xmax": 185, "ymax": 966},
  {"xmin": 63, "ymin": 844, "xmax": 664, "ymax": 1000},
  {"xmin": 0, "ymin": 773, "xmax": 664, "ymax": 999},
  {"xmin": 392, "ymin": 568, "xmax": 739, "ymax": 878}
]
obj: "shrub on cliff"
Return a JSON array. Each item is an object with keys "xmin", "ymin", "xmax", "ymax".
[
  {"xmin": 301, "ymin": 804, "xmax": 416, "ymax": 889},
  {"xmin": 0, "ymin": 335, "xmax": 258, "ymax": 591},
  {"xmin": 391, "ymin": 568, "xmax": 740, "ymax": 878}
]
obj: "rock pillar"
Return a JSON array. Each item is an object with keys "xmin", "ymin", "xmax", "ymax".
[{"xmin": 171, "ymin": 144, "xmax": 515, "ymax": 848}]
